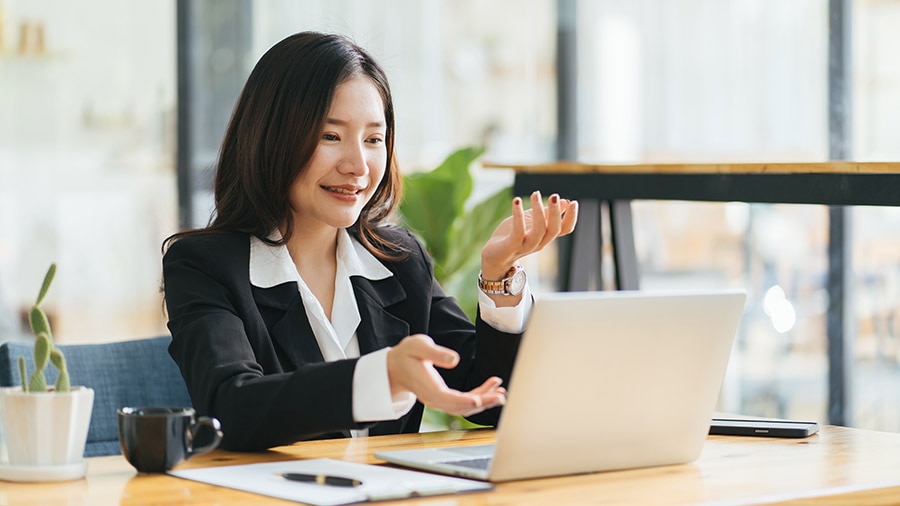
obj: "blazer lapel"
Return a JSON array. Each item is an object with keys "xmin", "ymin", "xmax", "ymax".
[
  {"xmin": 252, "ymin": 283, "xmax": 324, "ymax": 368},
  {"xmin": 251, "ymin": 274, "xmax": 410, "ymax": 366},
  {"xmin": 352, "ymin": 276, "xmax": 409, "ymax": 355}
]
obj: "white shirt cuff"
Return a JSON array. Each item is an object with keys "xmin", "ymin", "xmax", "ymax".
[
  {"xmin": 477, "ymin": 282, "xmax": 533, "ymax": 334},
  {"xmin": 352, "ymin": 347, "xmax": 417, "ymax": 422}
]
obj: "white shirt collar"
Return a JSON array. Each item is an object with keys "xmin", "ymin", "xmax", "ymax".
[
  {"xmin": 249, "ymin": 229, "xmax": 393, "ymax": 289},
  {"xmin": 249, "ymin": 229, "xmax": 393, "ymax": 361}
]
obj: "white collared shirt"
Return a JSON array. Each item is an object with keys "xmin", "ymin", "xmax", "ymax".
[{"xmin": 249, "ymin": 229, "xmax": 530, "ymax": 436}]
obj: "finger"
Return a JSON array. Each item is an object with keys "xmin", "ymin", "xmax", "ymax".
[
  {"xmin": 422, "ymin": 382, "xmax": 509, "ymax": 416},
  {"xmin": 523, "ymin": 191, "xmax": 547, "ymax": 250},
  {"xmin": 510, "ymin": 196, "xmax": 526, "ymax": 243},
  {"xmin": 442, "ymin": 381, "xmax": 507, "ymax": 415},
  {"xmin": 416, "ymin": 376, "xmax": 505, "ymax": 414},
  {"xmin": 559, "ymin": 199, "xmax": 578, "ymax": 236},
  {"xmin": 403, "ymin": 334, "xmax": 459, "ymax": 368},
  {"xmin": 460, "ymin": 390, "xmax": 507, "ymax": 417},
  {"xmin": 538, "ymin": 193, "xmax": 563, "ymax": 249},
  {"xmin": 469, "ymin": 376, "xmax": 503, "ymax": 395},
  {"xmin": 460, "ymin": 403, "xmax": 502, "ymax": 417},
  {"xmin": 421, "ymin": 389, "xmax": 484, "ymax": 415}
]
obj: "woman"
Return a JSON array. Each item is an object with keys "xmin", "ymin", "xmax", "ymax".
[{"xmin": 163, "ymin": 31, "xmax": 577, "ymax": 451}]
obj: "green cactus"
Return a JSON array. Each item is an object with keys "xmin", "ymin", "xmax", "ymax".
[
  {"xmin": 50, "ymin": 349, "xmax": 70, "ymax": 392},
  {"xmin": 36, "ymin": 263, "xmax": 56, "ymax": 305},
  {"xmin": 34, "ymin": 332, "xmax": 51, "ymax": 370},
  {"xmin": 28, "ymin": 368, "xmax": 47, "ymax": 392},
  {"xmin": 19, "ymin": 263, "xmax": 71, "ymax": 393},
  {"xmin": 17, "ymin": 356, "xmax": 27, "ymax": 392},
  {"xmin": 30, "ymin": 306, "xmax": 52, "ymax": 340}
]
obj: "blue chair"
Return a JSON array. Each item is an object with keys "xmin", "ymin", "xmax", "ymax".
[{"xmin": 0, "ymin": 335, "xmax": 192, "ymax": 457}]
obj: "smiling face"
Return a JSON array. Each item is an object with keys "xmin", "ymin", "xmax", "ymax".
[{"xmin": 287, "ymin": 76, "xmax": 388, "ymax": 236}]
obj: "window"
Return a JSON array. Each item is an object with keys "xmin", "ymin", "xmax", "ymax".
[
  {"xmin": 0, "ymin": 0, "xmax": 176, "ymax": 343},
  {"xmin": 576, "ymin": 0, "xmax": 900, "ymax": 431}
]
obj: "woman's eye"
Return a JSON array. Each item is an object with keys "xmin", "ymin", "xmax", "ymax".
[
  {"xmin": 367, "ymin": 137, "xmax": 384, "ymax": 145},
  {"xmin": 322, "ymin": 133, "xmax": 339, "ymax": 141}
]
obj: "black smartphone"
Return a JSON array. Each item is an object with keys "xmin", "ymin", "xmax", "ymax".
[{"xmin": 709, "ymin": 418, "xmax": 819, "ymax": 438}]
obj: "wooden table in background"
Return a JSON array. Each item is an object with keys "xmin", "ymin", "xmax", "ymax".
[
  {"xmin": 488, "ymin": 161, "xmax": 900, "ymax": 290},
  {"xmin": 488, "ymin": 161, "xmax": 900, "ymax": 427},
  {"xmin": 5, "ymin": 425, "xmax": 900, "ymax": 505}
]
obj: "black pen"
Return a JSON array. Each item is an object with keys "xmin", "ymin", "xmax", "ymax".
[{"xmin": 281, "ymin": 472, "xmax": 362, "ymax": 487}]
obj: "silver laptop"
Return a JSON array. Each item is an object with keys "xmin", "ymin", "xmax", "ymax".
[{"xmin": 375, "ymin": 289, "xmax": 746, "ymax": 482}]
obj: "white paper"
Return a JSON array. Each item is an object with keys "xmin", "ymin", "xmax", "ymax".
[{"xmin": 168, "ymin": 458, "xmax": 493, "ymax": 506}]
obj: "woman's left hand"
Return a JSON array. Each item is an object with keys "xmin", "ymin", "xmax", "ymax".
[{"xmin": 480, "ymin": 191, "xmax": 578, "ymax": 282}]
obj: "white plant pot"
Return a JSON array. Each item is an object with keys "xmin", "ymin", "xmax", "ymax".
[{"xmin": 0, "ymin": 386, "xmax": 94, "ymax": 472}]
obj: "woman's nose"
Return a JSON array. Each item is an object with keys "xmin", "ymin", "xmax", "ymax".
[{"xmin": 338, "ymin": 141, "xmax": 369, "ymax": 175}]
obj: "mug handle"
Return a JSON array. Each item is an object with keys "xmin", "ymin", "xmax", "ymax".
[{"xmin": 187, "ymin": 416, "xmax": 223, "ymax": 457}]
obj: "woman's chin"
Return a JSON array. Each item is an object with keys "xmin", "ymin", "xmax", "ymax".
[{"xmin": 326, "ymin": 213, "xmax": 363, "ymax": 230}]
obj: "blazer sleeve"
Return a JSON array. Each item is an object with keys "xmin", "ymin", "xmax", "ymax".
[{"xmin": 163, "ymin": 235, "xmax": 371, "ymax": 451}]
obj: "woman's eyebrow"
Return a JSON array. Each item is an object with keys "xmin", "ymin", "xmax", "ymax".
[{"xmin": 325, "ymin": 117, "xmax": 385, "ymax": 128}]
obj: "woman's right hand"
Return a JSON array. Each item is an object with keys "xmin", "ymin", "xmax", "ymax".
[{"xmin": 386, "ymin": 334, "xmax": 507, "ymax": 417}]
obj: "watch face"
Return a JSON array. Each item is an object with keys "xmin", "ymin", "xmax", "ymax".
[{"xmin": 508, "ymin": 268, "xmax": 527, "ymax": 296}]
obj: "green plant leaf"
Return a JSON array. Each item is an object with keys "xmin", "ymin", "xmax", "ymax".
[
  {"xmin": 29, "ymin": 306, "xmax": 52, "ymax": 341},
  {"xmin": 34, "ymin": 332, "xmax": 51, "ymax": 371},
  {"xmin": 429, "ymin": 146, "xmax": 482, "ymax": 207},
  {"xmin": 36, "ymin": 263, "xmax": 56, "ymax": 305},
  {"xmin": 421, "ymin": 406, "xmax": 490, "ymax": 432},
  {"xmin": 441, "ymin": 260, "xmax": 484, "ymax": 321},
  {"xmin": 421, "ymin": 406, "xmax": 452, "ymax": 431},
  {"xmin": 397, "ymin": 147, "xmax": 485, "ymax": 266},
  {"xmin": 430, "ymin": 147, "xmax": 484, "ymax": 192},
  {"xmin": 17, "ymin": 356, "xmax": 28, "ymax": 392},
  {"xmin": 55, "ymin": 370, "xmax": 71, "ymax": 393},
  {"xmin": 398, "ymin": 175, "xmax": 457, "ymax": 265},
  {"xmin": 51, "ymin": 348, "xmax": 70, "ymax": 392},
  {"xmin": 443, "ymin": 185, "xmax": 513, "ymax": 279},
  {"xmin": 29, "ymin": 370, "xmax": 47, "ymax": 392}
]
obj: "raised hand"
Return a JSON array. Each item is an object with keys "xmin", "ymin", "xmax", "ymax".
[
  {"xmin": 480, "ymin": 190, "xmax": 578, "ymax": 285},
  {"xmin": 387, "ymin": 334, "xmax": 507, "ymax": 417}
]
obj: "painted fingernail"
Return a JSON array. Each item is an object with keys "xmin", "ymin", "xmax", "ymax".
[
  {"xmin": 550, "ymin": 194, "xmax": 559, "ymax": 204},
  {"xmin": 514, "ymin": 197, "xmax": 522, "ymax": 206}
]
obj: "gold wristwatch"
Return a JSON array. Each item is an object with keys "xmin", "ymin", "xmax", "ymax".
[{"xmin": 478, "ymin": 264, "xmax": 527, "ymax": 296}]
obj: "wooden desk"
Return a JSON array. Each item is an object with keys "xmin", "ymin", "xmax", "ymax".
[{"xmin": 4, "ymin": 426, "xmax": 900, "ymax": 505}]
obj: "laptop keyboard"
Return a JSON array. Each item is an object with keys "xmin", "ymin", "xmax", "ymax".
[{"xmin": 446, "ymin": 457, "xmax": 493, "ymax": 470}]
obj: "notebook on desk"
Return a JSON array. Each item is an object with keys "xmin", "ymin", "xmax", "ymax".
[{"xmin": 376, "ymin": 289, "xmax": 747, "ymax": 482}]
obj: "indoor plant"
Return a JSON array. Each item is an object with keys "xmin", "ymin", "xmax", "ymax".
[{"xmin": 0, "ymin": 263, "xmax": 94, "ymax": 481}]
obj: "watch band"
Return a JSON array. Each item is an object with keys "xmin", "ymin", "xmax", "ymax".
[{"xmin": 478, "ymin": 264, "xmax": 525, "ymax": 296}]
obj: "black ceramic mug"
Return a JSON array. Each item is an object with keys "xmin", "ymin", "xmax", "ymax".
[{"xmin": 116, "ymin": 406, "xmax": 223, "ymax": 473}]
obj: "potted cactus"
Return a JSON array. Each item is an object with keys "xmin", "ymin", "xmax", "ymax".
[{"xmin": 0, "ymin": 264, "xmax": 94, "ymax": 482}]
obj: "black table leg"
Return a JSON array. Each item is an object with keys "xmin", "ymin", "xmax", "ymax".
[
  {"xmin": 609, "ymin": 200, "xmax": 640, "ymax": 290},
  {"xmin": 563, "ymin": 199, "xmax": 603, "ymax": 291}
]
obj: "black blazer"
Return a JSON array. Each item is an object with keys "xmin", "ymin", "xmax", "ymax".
[{"xmin": 163, "ymin": 227, "xmax": 522, "ymax": 451}]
